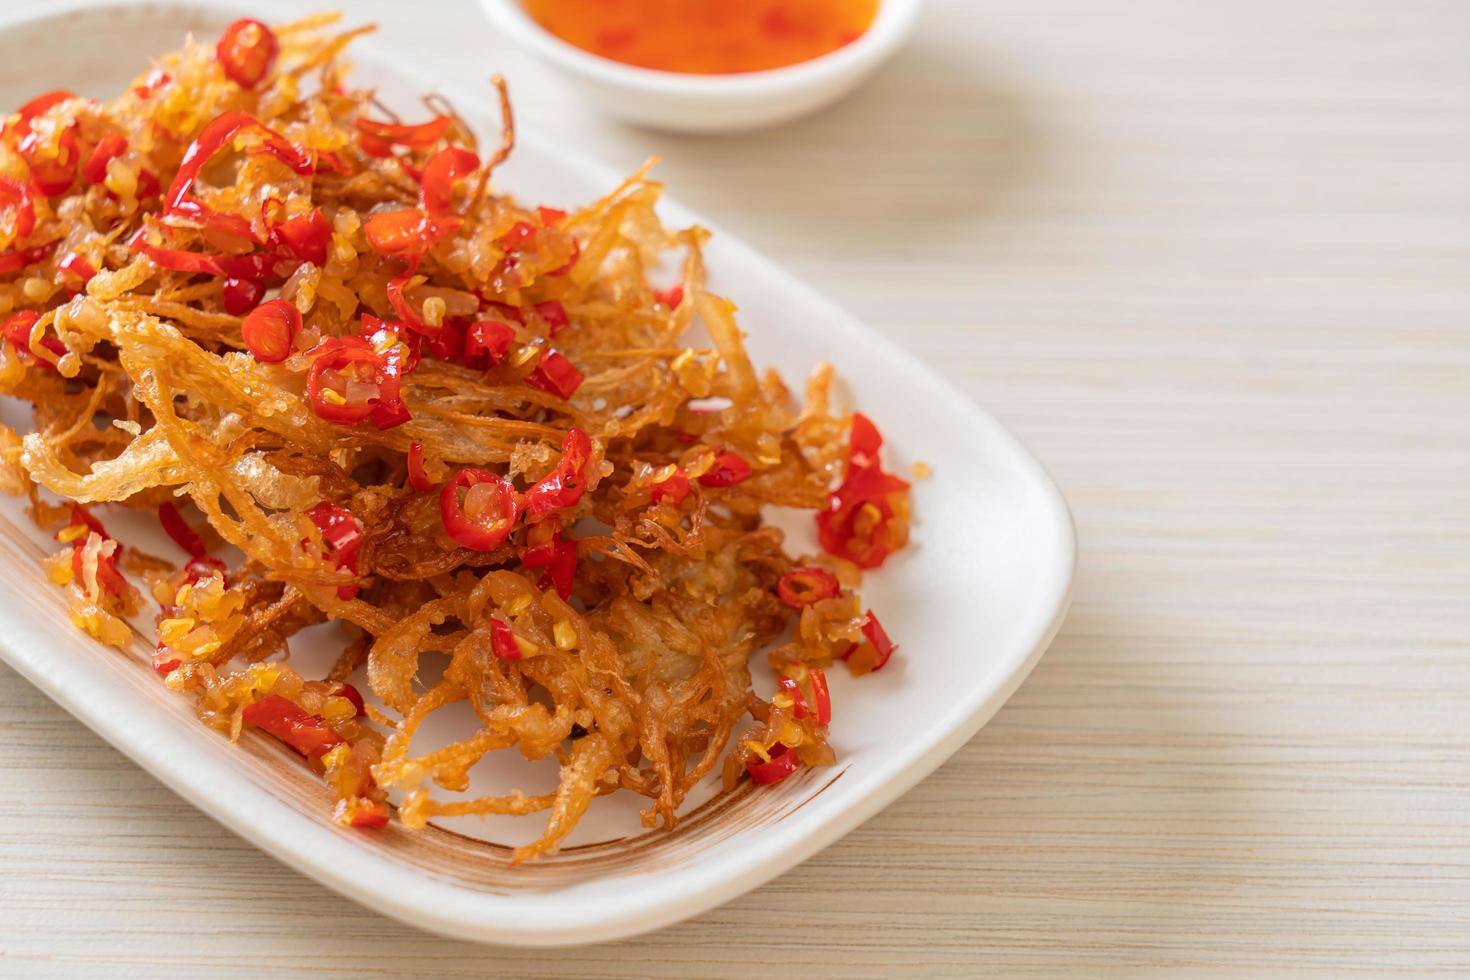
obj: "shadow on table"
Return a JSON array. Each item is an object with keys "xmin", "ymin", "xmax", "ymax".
[
  {"xmin": 829, "ymin": 607, "xmax": 1261, "ymax": 970},
  {"xmin": 637, "ymin": 37, "xmax": 1043, "ymax": 255}
]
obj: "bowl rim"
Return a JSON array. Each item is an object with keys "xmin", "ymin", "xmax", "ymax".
[{"xmin": 478, "ymin": 0, "xmax": 925, "ymax": 98}]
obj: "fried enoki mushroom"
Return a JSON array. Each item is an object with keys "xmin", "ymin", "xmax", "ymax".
[{"xmin": 0, "ymin": 14, "xmax": 914, "ymax": 861}]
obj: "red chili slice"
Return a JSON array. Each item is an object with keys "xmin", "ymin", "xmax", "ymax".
[
  {"xmin": 363, "ymin": 208, "xmax": 460, "ymax": 257},
  {"xmin": 66, "ymin": 529, "xmax": 94, "ymax": 560},
  {"xmin": 70, "ymin": 537, "xmax": 130, "ymax": 598},
  {"xmin": 808, "ymin": 667, "xmax": 832, "ymax": 725},
  {"xmin": 306, "ymin": 336, "xmax": 410, "ymax": 429},
  {"xmin": 61, "ymin": 507, "xmax": 127, "ymax": 597},
  {"xmin": 242, "ymin": 695, "xmax": 344, "ymax": 757},
  {"xmin": 524, "ymin": 428, "xmax": 592, "ymax": 521},
  {"xmin": 500, "ymin": 221, "xmax": 536, "ymax": 250},
  {"xmin": 66, "ymin": 504, "xmax": 106, "ymax": 537},
  {"xmin": 153, "ymin": 114, "xmax": 322, "ymax": 268},
  {"xmin": 533, "ymin": 300, "xmax": 568, "ymax": 335},
  {"xmin": 848, "ymin": 412, "xmax": 885, "ymax": 471},
  {"xmin": 536, "ymin": 206, "xmax": 566, "ymax": 225},
  {"xmin": 746, "ymin": 743, "xmax": 801, "ymax": 785},
  {"xmin": 520, "ymin": 516, "xmax": 559, "ymax": 562},
  {"xmin": 259, "ymin": 195, "xmax": 287, "ymax": 230},
  {"xmin": 314, "ymin": 151, "xmax": 349, "ymax": 175},
  {"xmin": 82, "ymin": 134, "xmax": 127, "ymax": 185},
  {"xmin": 13, "ymin": 90, "xmax": 74, "ymax": 127},
  {"xmin": 365, "ymin": 356, "xmax": 411, "ymax": 429},
  {"xmin": 538, "ymin": 537, "xmax": 577, "ymax": 600},
  {"xmin": 489, "ymin": 617, "xmax": 524, "ymax": 661},
  {"xmin": 0, "ymin": 245, "xmax": 52, "ymax": 277},
  {"xmin": 345, "ymin": 800, "xmax": 390, "ymax": 828},
  {"xmin": 132, "ymin": 234, "xmax": 203, "ymax": 272},
  {"xmin": 355, "ymin": 114, "xmax": 450, "ymax": 148},
  {"xmin": 2, "ymin": 310, "xmax": 65, "ymax": 369},
  {"xmin": 654, "ymin": 284, "xmax": 684, "ymax": 308},
  {"xmin": 816, "ymin": 413, "xmax": 911, "ymax": 569},
  {"xmin": 817, "ymin": 466, "xmax": 909, "ymax": 569},
  {"xmin": 218, "ymin": 250, "xmax": 282, "ymax": 281},
  {"xmin": 423, "ymin": 316, "xmax": 466, "ymax": 361},
  {"xmin": 778, "ymin": 675, "xmax": 812, "ymax": 719},
  {"xmin": 306, "ymin": 501, "xmax": 363, "ymax": 600},
  {"xmin": 778, "ymin": 670, "xmax": 831, "ymax": 725},
  {"xmin": 241, "ymin": 299, "xmax": 300, "ymax": 364},
  {"xmin": 358, "ymin": 131, "xmax": 394, "ymax": 158},
  {"xmin": 19, "ymin": 129, "xmax": 79, "ymax": 196},
  {"xmin": 166, "ymin": 112, "xmax": 316, "ymax": 219},
  {"xmin": 648, "ymin": 467, "xmax": 691, "ymax": 506},
  {"xmin": 384, "ymin": 276, "xmax": 421, "ymax": 327},
  {"xmin": 158, "ymin": 501, "xmax": 208, "ymax": 559},
  {"xmin": 841, "ymin": 610, "xmax": 898, "ymax": 673},
  {"xmin": 440, "ymin": 468, "xmax": 522, "ymax": 551},
  {"xmin": 385, "ymin": 275, "xmax": 440, "ymax": 336},
  {"xmin": 338, "ymin": 682, "xmax": 367, "ymax": 718},
  {"xmin": 216, "ymin": 19, "xmax": 279, "ymax": 90},
  {"xmin": 401, "ymin": 159, "xmax": 427, "ymax": 183},
  {"xmin": 170, "ymin": 197, "xmax": 262, "ymax": 243},
  {"xmin": 776, "ymin": 567, "xmax": 841, "ymax": 609},
  {"xmin": 464, "ymin": 319, "xmax": 515, "ymax": 370},
  {"xmin": 406, "ymin": 442, "xmax": 433, "ymax": 491},
  {"xmin": 56, "ymin": 253, "xmax": 96, "ymax": 291},
  {"xmin": 861, "ymin": 611, "xmax": 897, "ymax": 668},
  {"xmin": 358, "ymin": 314, "xmax": 422, "ymax": 374},
  {"xmin": 221, "ymin": 276, "xmax": 265, "ymax": 316},
  {"xmin": 275, "ymin": 207, "xmax": 331, "ymax": 266},
  {"xmin": 699, "ymin": 451, "xmax": 752, "ymax": 488},
  {"xmin": 0, "ymin": 177, "xmax": 36, "ymax": 240},
  {"xmin": 135, "ymin": 168, "xmax": 161, "ymax": 200},
  {"xmin": 132, "ymin": 69, "xmax": 171, "ymax": 99},
  {"xmin": 420, "ymin": 147, "xmax": 479, "ymax": 213},
  {"xmin": 525, "ymin": 350, "xmax": 582, "ymax": 400},
  {"xmin": 185, "ymin": 555, "xmax": 228, "ymax": 583},
  {"xmin": 308, "ymin": 502, "xmax": 361, "ymax": 552}
]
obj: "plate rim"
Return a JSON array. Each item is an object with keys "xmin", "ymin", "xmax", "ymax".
[{"xmin": 0, "ymin": 0, "xmax": 1077, "ymax": 946}]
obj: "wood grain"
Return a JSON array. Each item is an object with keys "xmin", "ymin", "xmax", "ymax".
[{"xmin": 2, "ymin": 0, "xmax": 1469, "ymax": 975}]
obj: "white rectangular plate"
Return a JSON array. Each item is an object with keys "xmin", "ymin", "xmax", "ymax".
[{"xmin": 0, "ymin": 0, "xmax": 1074, "ymax": 946}]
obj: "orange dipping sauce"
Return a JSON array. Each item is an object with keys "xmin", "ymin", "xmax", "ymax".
[{"xmin": 522, "ymin": 0, "xmax": 880, "ymax": 75}]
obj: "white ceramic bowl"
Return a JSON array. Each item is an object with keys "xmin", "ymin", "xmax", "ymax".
[{"xmin": 478, "ymin": 0, "xmax": 924, "ymax": 132}]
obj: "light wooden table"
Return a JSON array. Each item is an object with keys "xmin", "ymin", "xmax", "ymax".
[{"xmin": 3, "ymin": 1, "xmax": 1468, "ymax": 976}]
